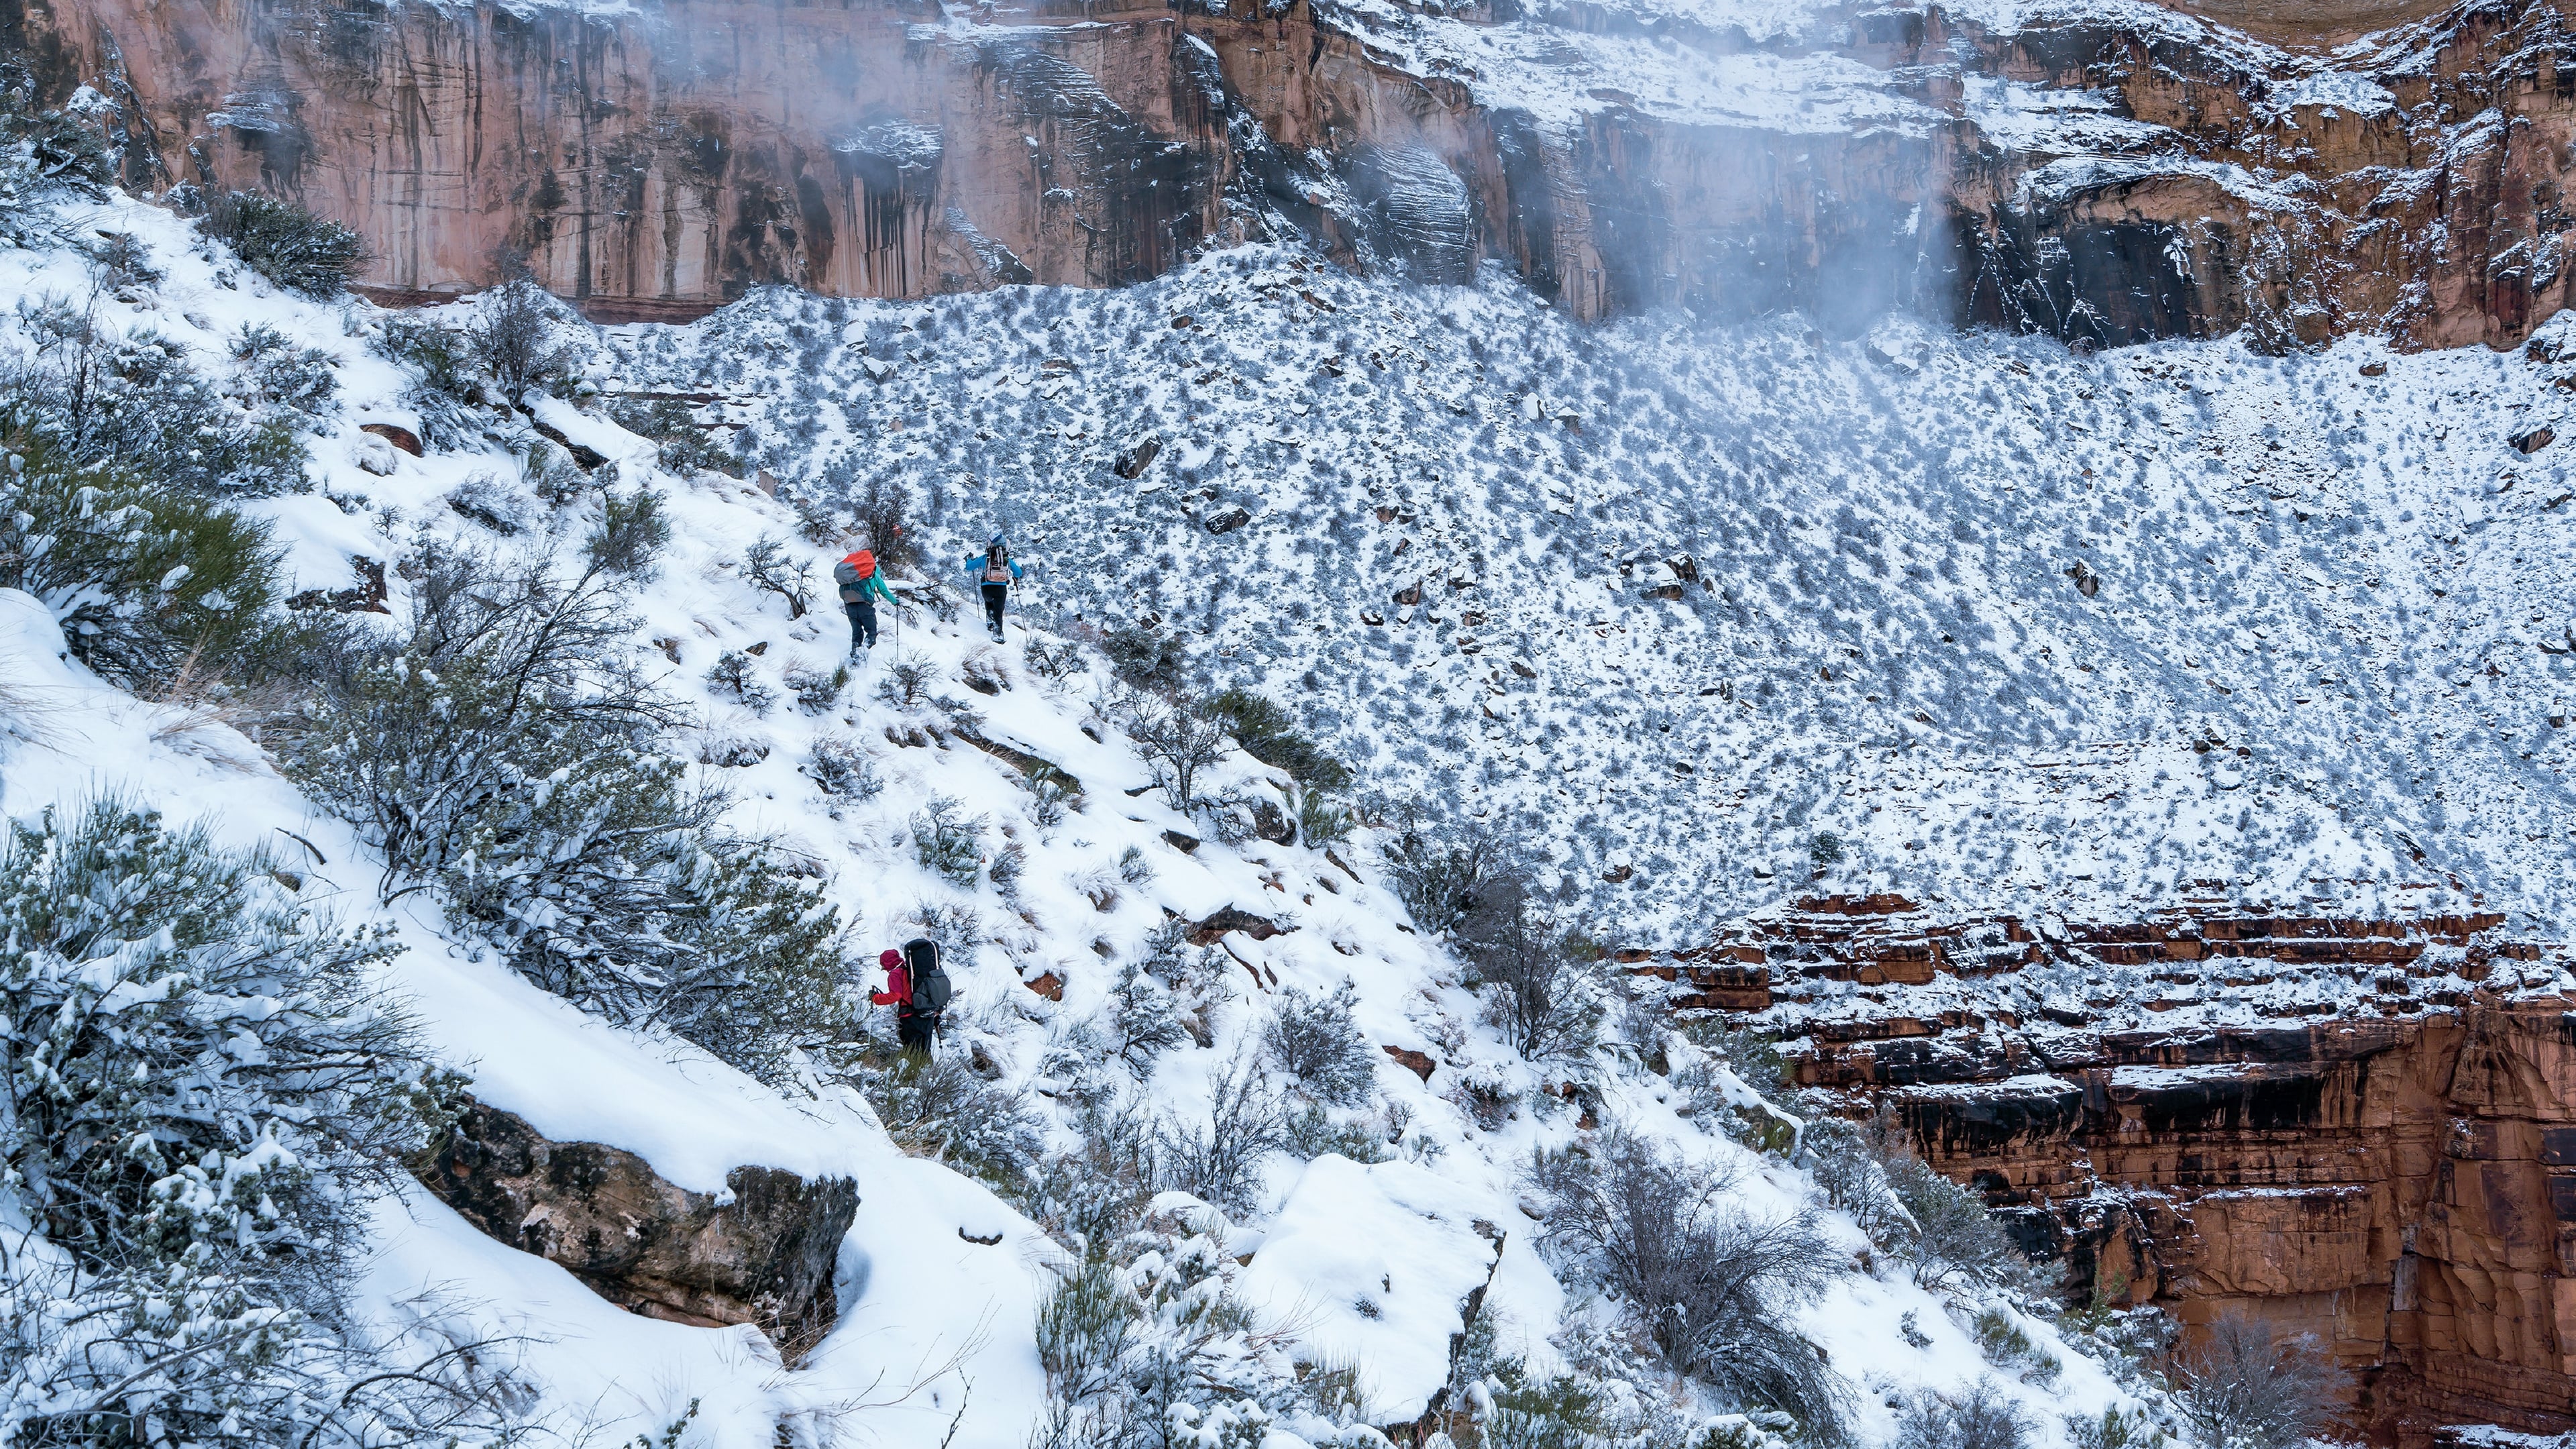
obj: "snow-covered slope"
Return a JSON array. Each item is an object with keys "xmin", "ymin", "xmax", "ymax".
[
  {"xmin": 0, "ymin": 192, "xmax": 2190, "ymax": 1448},
  {"xmin": 623, "ymin": 254, "xmax": 2576, "ymax": 945}
]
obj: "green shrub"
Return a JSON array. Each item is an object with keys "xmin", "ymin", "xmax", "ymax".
[
  {"xmin": 1483, "ymin": 1368, "xmax": 1602, "ymax": 1449},
  {"xmin": 1103, "ymin": 623, "xmax": 1188, "ymax": 692},
  {"xmin": 854, "ymin": 1050, "xmax": 1045, "ymax": 1197},
  {"xmin": 911, "ymin": 795, "xmax": 985, "ymax": 886},
  {"xmin": 610, "ymin": 394, "xmax": 743, "ymax": 478},
  {"xmin": 201, "ymin": 189, "xmax": 364, "ymax": 298},
  {"xmin": 0, "ymin": 445, "xmax": 288, "ymax": 690},
  {"xmin": 7, "ymin": 304, "xmax": 311, "ymax": 496},
  {"xmin": 0, "ymin": 796, "xmax": 518, "ymax": 1446},
  {"xmin": 1206, "ymin": 688, "xmax": 1352, "ymax": 794},
  {"xmin": 372, "ymin": 316, "xmax": 477, "ymax": 446},
  {"xmin": 231, "ymin": 322, "xmax": 340, "ymax": 418},
  {"xmin": 586, "ymin": 488, "xmax": 669, "ymax": 578}
]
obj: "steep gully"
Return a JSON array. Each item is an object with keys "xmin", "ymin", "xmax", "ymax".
[
  {"xmin": 17, "ymin": 0, "xmax": 2576, "ymax": 346},
  {"xmin": 1626, "ymin": 897, "xmax": 2576, "ymax": 1446}
]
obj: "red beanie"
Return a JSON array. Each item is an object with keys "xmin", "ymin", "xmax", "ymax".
[{"xmin": 880, "ymin": 949, "xmax": 904, "ymax": 969}]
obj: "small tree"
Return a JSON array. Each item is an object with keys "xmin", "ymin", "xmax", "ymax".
[
  {"xmin": 1131, "ymin": 701, "xmax": 1231, "ymax": 810},
  {"xmin": 1530, "ymin": 1134, "xmax": 1848, "ymax": 1438},
  {"xmin": 1152, "ymin": 1059, "xmax": 1286, "ymax": 1216},
  {"xmin": 2172, "ymin": 1317, "xmax": 2346, "ymax": 1449},
  {"xmin": 1460, "ymin": 876, "xmax": 1604, "ymax": 1063},
  {"xmin": 472, "ymin": 276, "xmax": 572, "ymax": 398},
  {"xmin": 1379, "ymin": 811, "xmax": 1509, "ymax": 936},
  {"xmin": 743, "ymin": 533, "xmax": 815, "ymax": 618}
]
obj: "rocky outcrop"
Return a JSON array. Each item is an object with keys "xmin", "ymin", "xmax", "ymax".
[
  {"xmin": 21, "ymin": 0, "xmax": 2576, "ymax": 345},
  {"xmin": 419, "ymin": 1097, "xmax": 859, "ymax": 1360},
  {"xmin": 1633, "ymin": 898, "xmax": 2576, "ymax": 1446}
]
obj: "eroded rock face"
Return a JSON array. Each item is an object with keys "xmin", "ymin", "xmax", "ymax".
[
  {"xmin": 1633, "ymin": 898, "xmax": 2576, "ymax": 1446},
  {"xmin": 21, "ymin": 0, "xmax": 2576, "ymax": 344},
  {"xmin": 419, "ymin": 1097, "xmax": 859, "ymax": 1360}
]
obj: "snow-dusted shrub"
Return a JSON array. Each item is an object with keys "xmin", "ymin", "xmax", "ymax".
[
  {"xmin": 1108, "ymin": 961, "xmax": 1188, "ymax": 1071},
  {"xmin": 1972, "ymin": 1308, "xmax": 2062, "ymax": 1385},
  {"xmin": 288, "ymin": 542, "xmax": 850, "ymax": 1083},
  {"xmin": 1103, "ymin": 623, "xmax": 1189, "ymax": 692},
  {"xmin": 1799, "ymin": 1112, "xmax": 1911, "ymax": 1238},
  {"xmin": 848, "ymin": 1051, "xmax": 1044, "ymax": 1199},
  {"xmin": 1023, "ymin": 761, "xmax": 1077, "ymax": 826},
  {"xmin": 1025, "ymin": 639, "xmax": 1090, "ymax": 687},
  {"xmin": 585, "ymin": 488, "xmax": 669, "ymax": 578},
  {"xmin": 1892, "ymin": 1381, "xmax": 2028, "ymax": 1449},
  {"xmin": 911, "ymin": 794, "xmax": 985, "ymax": 886},
  {"xmin": 472, "ymin": 275, "xmax": 578, "ymax": 398},
  {"xmin": 1281, "ymin": 1102, "xmax": 1391, "ymax": 1165},
  {"xmin": 0, "ymin": 76, "xmax": 109, "ymax": 247},
  {"xmin": 5, "ymin": 295, "xmax": 309, "ymax": 496},
  {"xmin": 783, "ymin": 661, "xmax": 845, "ymax": 713},
  {"xmin": 372, "ymin": 316, "xmax": 476, "ymax": 446},
  {"xmin": 199, "ymin": 190, "xmax": 362, "ymax": 298},
  {"xmin": 800, "ymin": 737, "xmax": 881, "ymax": 800},
  {"xmin": 875, "ymin": 653, "xmax": 937, "ymax": 708},
  {"xmin": 2063, "ymin": 1404, "xmax": 2163, "ymax": 1449},
  {"xmin": 0, "ymin": 445, "xmax": 288, "ymax": 692},
  {"xmin": 1297, "ymin": 790, "xmax": 1355, "ymax": 848},
  {"xmin": 845, "ymin": 472, "xmax": 917, "ymax": 570},
  {"xmin": 609, "ymin": 395, "xmax": 743, "ymax": 478},
  {"xmin": 2171, "ymin": 1317, "xmax": 2345, "ymax": 1449},
  {"xmin": 1205, "ymin": 688, "xmax": 1352, "ymax": 795},
  {"xmin": 1889, "ymin": 1155, "xmax": 2034, "ymax": 1294},
  {"xmin": 1029, "ymin": 1201, "xmax": 1287, "ymax": 1449},
  {"xmin": 1152, "ymin": 1059, "xmax": 1287, "ymax": 1216},
  {"xmin": 1379, "ymin": 811, "xmax": 1509, "ymax": 936},
  {"xmin": 0, "ymin": 797, "xmax": 527, "ymax": 1448},
  {"xmin": 231, "ymin": 322, "xmax": 341, "ymax": 418},
  {"xmin": 705, "ymin": 649, "xmax": 777, "ymax": 714},
  {"xmin": 990, "ymin": 840, "xmax": 1028, "ymax": 894},
  {"xmin": 1118, "ymin": 843, "xmax": 1155, "ymax": 883},
  {"xmin": 1481, "ymin": 1371, "xmax": 1601, "ymax": 1449},
  {"xmin": 1261, "ymin": 980, "xmax": 1374, "ymax": 1104},
  {"xmin": 1529, "ymin": 1135, "xmax": 1848, "ymax": 1439}
]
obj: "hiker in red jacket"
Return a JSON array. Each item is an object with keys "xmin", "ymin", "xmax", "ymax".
[{"xmin": 870, "ymin": 943, "xmax": 953, "ymax": 1057}]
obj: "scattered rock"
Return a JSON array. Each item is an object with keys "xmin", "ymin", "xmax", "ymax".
[
  {"xmin": 2065, "ymin": 560, "xmax": 2102, "ymax": 598},
  {"xmin": 1383, "ymin": 1045, "xmax": 1436, "ymax": 1082},
  {"xmin": 1187, "ymin": 905, "xmax": 1296, "ymax": 945},
  {"xmin": 958, "ymin": 1227, "xmax": 1003, "ymax": 1246},
  {"xmin": 1253, "ymin": 798, "xmax": 1295, "ymax": 845},
  {"xmin": 1169, "ymin": 315, "xmax": 1195, "ymax": 329},
  {"xmin": 286, "ymin": 554, "xmax": 390, "ymax": 614},
  {"xmin": 1114, "ymin": 437, "xmax": 1161, "ymax": 479},
  {"xmin": 1393, "ymin": 582, "xmax": 1424, "ymax": 607},
  {"xmin": 359, "ymin": 421, "xmax": 424, "ymax": 455},
  {"xmin": 1603, "ymin": 863, "xmax": 1634, "ymax": 883},
  {"xmin": 419, "ymin": 1097, "xmax": 857, "ymax": 1361},
  {"xmin": 1509, "ymin": 659, "xmax": 1536, "ymax": 679},
  {"xmin": 1024, "ymin": 970, "xmax": 1066, "ymax": 1001},
  {"xmin": 1361, "ymin": 610, "xmax": 1386, "ymax": 627},
  {"xmin": 1161, "ymin": 829, "xmax": 1201, "ymax": 854},
  {"xmin": 524, "ymin": 412, "xmax": 609, "ymax": 471},
  {"xmin": 859, "ymin": 358, "xmax": 897, "ymax": 382},
  {"xmin": 1645, "ymin": 583, "xmax": 1685, "ymax": 601},
  {"xmin": 2359, "ymin": 362, "xmax": 2388, "ymax": 378},
  {"xmin": 2514, "ymin": 425, "xmax": 2557, "ymax": 454},
  {"xmin": 1203, "ymin": 506, "xmax": 1251, "ymax": 535}
]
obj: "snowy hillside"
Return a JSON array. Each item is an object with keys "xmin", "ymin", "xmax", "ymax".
[
  {"xmin": 629, "ymin": 255, "xmax": 2576, "ymax": 944},
  {"xmin": 0, "ymin": 137, "xmax": 2432, "ymax": 1449}
]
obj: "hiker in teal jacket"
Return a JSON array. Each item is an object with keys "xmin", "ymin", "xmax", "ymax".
[
  {"xmin": 965, "ymin": 535, "xmax": 1024, "ymax": 642},
  {"xmin": 836, "ymin": 547, "xmax": 897, "ymax": 655}
]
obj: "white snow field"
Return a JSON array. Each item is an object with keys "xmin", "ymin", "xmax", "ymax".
[{"xmin": 0, "ymin": 164, "xmax": 2557, "ymax": 1448}]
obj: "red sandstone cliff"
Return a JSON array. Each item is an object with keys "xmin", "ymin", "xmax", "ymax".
[{"xmin": 19, "ymin": 0, "xmax": 2576, "ymax": 346}]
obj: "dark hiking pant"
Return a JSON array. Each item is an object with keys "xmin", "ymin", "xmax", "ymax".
[
  {"xmin": 980, "ymin": 583, "xmax": 1008, "ymax": 636},
  {"xmin": 897, "ymin": 1009, "xmax": 936, "ymax": 1056},
  {"xmin": 846, "ymin": 598, "xmax": 878, "ymax": 649}
]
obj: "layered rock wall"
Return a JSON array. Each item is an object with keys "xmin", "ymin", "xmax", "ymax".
[
  {"xmin": 27, "ymin": 0, "xmax": 2576, "ymax": 344},
  {"xmin": 1635, "ymin": 899, "xmax": 2576, "ymax": 1445}
]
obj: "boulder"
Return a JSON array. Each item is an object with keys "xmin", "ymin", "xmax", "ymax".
[
  {"xmin": 1188, "ymin": 904, "xmax": 1296, "ymax": 945},
  {"xmin": 419, "ymin": 1097, "xmax": 858, "ymax": 1362}
]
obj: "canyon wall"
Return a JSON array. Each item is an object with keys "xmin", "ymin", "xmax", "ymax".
[
  {"xmin": 1631, "ymin": 898, "xmax": 2576, "ymax": 1446},
  {"xmin": 19, "ymin": 0, "xmax": 2576, "ymax": 345}
]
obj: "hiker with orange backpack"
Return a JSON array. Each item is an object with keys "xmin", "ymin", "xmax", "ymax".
[{"xmin": 835, "ymin": 545, "xmax": 896, "ymax": 657}]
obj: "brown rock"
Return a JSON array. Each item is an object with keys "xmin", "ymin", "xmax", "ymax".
[
  {"xmin": 359, "ymin": 422, "xmax": 423, "ymax": 455},
  {"xmin": 1187, "ymin": 904, "xmax": 1295, "ymax": 946},
  {"xmin": 1114, "ymin": 438, "xmax": 1161, "ymax": 480},
  {"xmin": 2514, "ymin": 426, "xmax": 2557, "ymax": 455},
  {"xmin": 1383, "ymin": 1045, "xmax": 1436, "ymax": 1082},
  {"xmin": 420, "ymin": 1097, "xmax": 857, "ymax": 1362}
]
